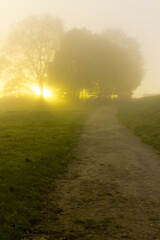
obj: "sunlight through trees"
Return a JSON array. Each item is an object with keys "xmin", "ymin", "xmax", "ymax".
[{"xmin": 0, "ymin": 15, "xmax": 144, "ymax": 101}]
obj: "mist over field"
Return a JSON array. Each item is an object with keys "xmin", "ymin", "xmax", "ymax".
[
  {"xmin": 0, "ymin": 14, "xmax": 143, "ymax": 102},
  {"xmin": 0, "ymin": 0, "xmax": 160, "ymax": 97},
  {"xmin": 1, "ymin": 1, "xmax": 160, "ymax": 240}
]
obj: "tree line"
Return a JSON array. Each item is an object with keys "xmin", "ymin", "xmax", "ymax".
[{"xmin": 0, "ymin": 14, "xmax": 144, "ymax": 100}]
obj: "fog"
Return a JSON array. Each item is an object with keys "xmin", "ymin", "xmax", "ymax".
[
  {"xmin": 1, "ymin": 2, "xmax": 160, "ymax": 238},
  {"xmin": 0, "ymin": 0, "xmax": 160, "ymax": 97}
]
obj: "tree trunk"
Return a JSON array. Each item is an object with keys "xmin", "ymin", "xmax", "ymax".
[{"xmin": 39, "ymin": 80, "xmax": 45, "ymax": 101}]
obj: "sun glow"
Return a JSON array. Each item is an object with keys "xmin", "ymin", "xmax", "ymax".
[
  {"xmin": 43, "ymin": 88, "xmax": 52, "ymax": 98},
  {"xmin": 33, "ymin": 86, "xmax": 41, "ymax": 96},
  {"xmin": 32, "ymin": 86, "xmax": 52, "ymax": 98}
]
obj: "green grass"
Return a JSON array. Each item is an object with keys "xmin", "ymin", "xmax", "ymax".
[
  {"xmin": 74, "ymin": 217, "xmax": 113, "ymax": 230},
  {"xmin": 0, "ymin": 99, "xmax": 91, "ymax": 240},
  {"xmin": 119, "ymin": 95, "xmax": 160, "ymax": 151}
]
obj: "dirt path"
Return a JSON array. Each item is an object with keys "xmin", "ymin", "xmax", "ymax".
[{"xmin": 31, "ymin": 105, "xmax": 160, "ymax": 240}]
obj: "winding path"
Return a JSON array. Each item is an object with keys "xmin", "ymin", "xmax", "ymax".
[{"xmin": 32, "ymin": 105, "xmax": 160, "ymax": 240}]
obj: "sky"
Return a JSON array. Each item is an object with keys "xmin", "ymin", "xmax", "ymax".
[{"xmin": 0, "ymin": 0, "xmax": 160, "ymax": 97}]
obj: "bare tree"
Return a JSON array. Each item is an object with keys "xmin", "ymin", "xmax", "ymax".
[{"xmin": 6, "ymin": 14, "xmax": 64, "ymax": 98}]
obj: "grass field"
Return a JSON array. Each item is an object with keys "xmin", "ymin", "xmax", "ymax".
[
  {"xmin": 119, "ymin": 95, "xmax": 160, "ymax": 152},
  {"xmin": 0, "ymin": 98, "xmax": 90, "ymax": 240}
]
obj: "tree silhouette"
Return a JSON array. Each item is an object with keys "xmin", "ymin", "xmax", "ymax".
[
  {"xmin": 6, "ymin": 14, "xmax": 64, "ymax": 98},
  {"xmin": 51, "ymin": 28, "xmax": 144, "ymax": 99},
  {"xmin": 102, "ymin": 29, "xmax": 144, "ymax": 98},
  {"xmin": 51, "ymin": 28, "xmax": 97, "ymax": 97}
]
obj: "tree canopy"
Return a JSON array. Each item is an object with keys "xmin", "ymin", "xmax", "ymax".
[
  {"xmin": 4, "ymin": 14, "xmax": 64, "ymax": 98},
  {"xmin": 1, "ymin": 16, "xmax": 144, "ymax": 101},
  {"xmin": 51, "ymin": 28, "xmax": 144, "ymax": 99}
]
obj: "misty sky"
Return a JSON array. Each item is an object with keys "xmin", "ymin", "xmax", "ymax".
[{"xmin": 0, "ymin": 0, "xmax": 160, "ymax": 97}]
